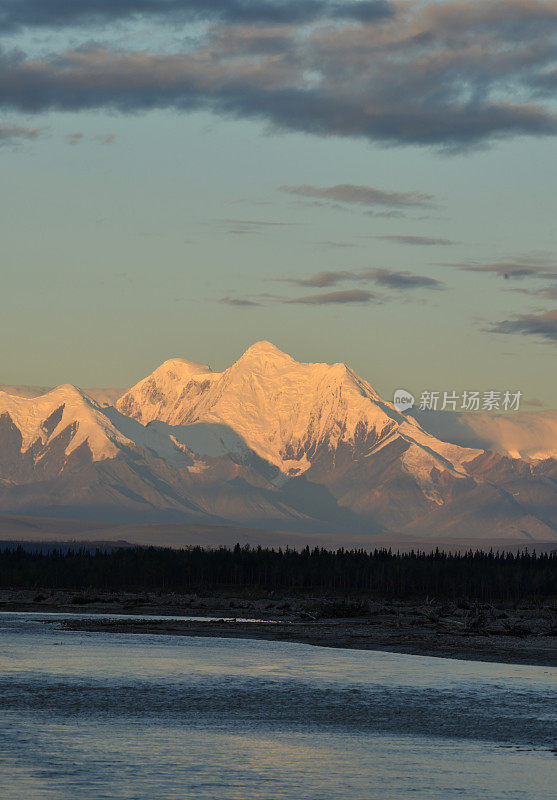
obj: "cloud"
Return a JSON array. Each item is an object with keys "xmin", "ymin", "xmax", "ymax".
[
  {"xmin": 451, "ymin": 257, "xmax": 557, "ymax": 280},
  {"xmin": 488, "ymin": 309, "xmax": 557, "ymax": 342},
  {"xmin": 214, "ymin": 217, "xmax": 298, "ymax": 235},
  {"xmin": 65, "ymin": 131, "xmax": 84, "ymax": 145},
  {"xmin": 283, "ymin": 267, "xmax": 443, "ymax": 290},
  {"xmin": 523, "ymin": 397, "xmax": 545, "ymax": 408},
  {"xmin": 220, "ymin": 295, "xmax": 261, "ymax": 307},
  {"xmin": 366, "ymin": 268, "xmax": 443, "ymax": 290},
  {"xmin": 318, "ymin": 240, "xmax": 359, "ymax": 249},
  {"xmin": 1, "ymin": 0, "xmax": 556, "ymax": 150},
  {"xmin": 364, "ymin": 209, "xmax": 407, "ymax": 219},
  {"xmin": 280, "ymin": 184, "xmax": 435, "ymax": 208},
  {"xmin": 377, "ymin": 235, "xmax": 455, "ymax": 246},
  {"xmin": 286, "ymin": 270, "xmax": 352, "ymax": 288},
  {"xmin": 64, "ymin": 131, "xmax": 115, "ymax": 145},
  {"xmin": 286, "ymin": 289, "xmax": 376, "ymax": 304},
  {"xmin": 219, "ymin": 218, "xmax": 295, "ymax": 227},
  {"xmin": 0, "ymin": 122, "xmax": 42, "ymax": 145},
  {"xmin": 226, "ymin": 266, "xmax": 442, "ymax": 307},
  {"xmin": 0, "ymin": 1, "xmax": 395, "ymax": 32},
  {"xmin": 536, "ymin": 286, "xmax": 557, "ymax": 299},
  {"xmin": 94, "ymin": 132, "xmax": 116, "ymax": 144},
  {"xmin": 509, "ymin": 284, "xmax": 557, "ymax": 300}
]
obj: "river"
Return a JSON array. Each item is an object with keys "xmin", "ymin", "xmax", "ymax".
[{"xmin": 0, "ymin": 612, "xmax": 555, "ymax": 799}]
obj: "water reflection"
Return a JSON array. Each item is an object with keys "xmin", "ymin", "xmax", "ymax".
[{"xmin": 0, "ymin": 613, "xmax": 555, "ymax": 800}]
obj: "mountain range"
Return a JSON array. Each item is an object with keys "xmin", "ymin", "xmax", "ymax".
[{"xmin": 0, "ymin": 341, "xmax": 555, "ymax": 543}]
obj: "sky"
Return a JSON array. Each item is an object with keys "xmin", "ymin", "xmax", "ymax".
[{"xmin": 0, "ymin": 0, "xmax": 556, "ymax": 407}]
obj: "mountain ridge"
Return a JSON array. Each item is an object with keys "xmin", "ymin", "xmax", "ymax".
[
  {"xmin": 0, "ymin": 342, "xmax": 555, "ymax": 542},
  {"xmin": 117, "ymin": 341, "xmax": 483, "ymax": 483}
]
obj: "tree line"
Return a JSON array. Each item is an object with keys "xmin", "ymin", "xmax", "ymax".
[{"xmin": 0, "ymin": 544, "xmax": 555, "ymax": 601}]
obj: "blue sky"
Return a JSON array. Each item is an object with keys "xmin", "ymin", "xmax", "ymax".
[{"xmin": 1, "ymin": 1, "xmax": 556, "ymax": 406}]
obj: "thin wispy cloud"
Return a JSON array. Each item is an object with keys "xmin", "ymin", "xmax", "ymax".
[
  {"xmin": 488, "ymin": 310, "xmax": 557, "ymax": 343},
  {"xmin": 368, "ymin": 269, "xmax": 443, "ymax": 290},
  {"xmin": 0, "ymin": 123, "xmax": 43, "ymax": 145},
  {"xmin": 282, "ymin": 268, "xmax": 444, "ymax": 290},
  {"xmin": 285, "ymin": 270, "xmax": 352, "ymax": 288},
  {"xmin": 1, "ymin": 1, "xmax": 556, "ymax": 150},
  {"xmin": 536, "ymin": 286, "xmax": 557, "ymax": 300},
  {"xmin": 286, "ymin": 289, "xmax": 376, "ymax": 305},
  {"xmin": 451, "ymin": 257, "xmax": 557, "ymax": 280},
  {"xmin": 65, "ymin": 132, "xmax": 84, "ymax": 146},
  {"xmin": 509, "ymin": 285, "xmax": 557, "ymax": 300},
  {"xmin": 363, "ymin": 210, "xmax": 407, "ymax": 219},
  {"xmin": 220, "ymin": 296, "xmax": 262, "ymax": 307},
  {"xmin": 65, "ymin": 131, "xmax": 115, "ymax": 145},
  {"xmin": 318, "ymin": 240, "xmax": 359, "ymax": 249},
  {"xmin": 377, "ymin": 235, "xmax": 455, "ymax": 246},
  {"xmin": 219, "ymin": 219, "xmax": 296, "ymax": 227},
  {"xmin": 280, "ymin": 185, "xmax": 435, "ymax": 208},
  {"xmin": 213, "ymin": 218, "xmax": 298, "ymax": 235},
  {"xmin": 94, "ymin": 133, "xmax": 116, "ymax": 145}
]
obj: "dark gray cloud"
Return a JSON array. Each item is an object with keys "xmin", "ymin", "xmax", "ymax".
[
  {"xmin": 280, "ymin": 184, "xmax": 435, "ymax": 208},
  {"xmin": 283, "ymin": 267, "xmax": 443, "ymax": 290},
  {"xmin": 286, "ymin": 289, "xmax": 376, "ymax": 304},
  {"xmin": 0, "ymin": 1, "xmax": 394, "ymax": 32},
  {"xmin": 488, "ymin": 309, "xmax": 557, "ymax": 342},
  {"xmin": 0, "ymin": 122, "xmax": 42, "ymax": 144},
  {"xmin": 1, "ymin": 1, "xmax": 556, "ymax": 149},
  {"xmin": 377, "ymin": 235, "xmax": 455, "ymax": 246}
]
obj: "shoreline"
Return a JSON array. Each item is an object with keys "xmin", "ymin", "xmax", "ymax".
[
  {"xmin": 1, "ymin": 590, "xmax": 555, "ymax": 667},
  {"xmin": 58, "ymin": 616, "xmax": 557, "ymax": 666}
]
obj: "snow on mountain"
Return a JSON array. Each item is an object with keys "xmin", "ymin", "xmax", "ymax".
[
  {"xmin": 117, "ymin": 358, "xmax": 217, "ymax": 424},
  {"xmin": 117, "ymin": 341, "xmax": 482, "ymax": 494},
  {"xmin": 0, "ymin": 342, "xmax": 554, "ymax": 540},
  {"xmin": 0, "ymin": 384, "xmax": 126, "ymax": 406},
  {"xmin": 0, "ymin": 385, "xmax": 133, "ymax": 462},
  {"xmin": 0, "ymin": 384, "xmax": 53, "ymax": 399},
  {"xmin": 0, "ymin": 384, "xmax": 235, "ymax": 475}
]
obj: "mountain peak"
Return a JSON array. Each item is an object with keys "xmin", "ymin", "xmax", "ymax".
[
  {"xmin": 0, "ymin": 382, "xmax": 130, "ymax": 462},
  {"xmin": 155, "ymin": 358, "xmax": 212, "ymax": 378},
  {"xmin": 236, "ymin": 341, "xmax": 294, "ymax": 366},
  {"xmin": 48, "ymin": 383, "xmax": 91, "ymax": 402}
]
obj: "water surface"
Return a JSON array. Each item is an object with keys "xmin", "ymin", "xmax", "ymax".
[{"xmin": 0, "ymin": 612, "xmax": 555, "ymax": 799}]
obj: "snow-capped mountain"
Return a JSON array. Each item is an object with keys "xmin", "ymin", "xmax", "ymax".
[
  {"xmin": 0, "ymin": 385, "xmax": 132, "ymax": 463},
  {"xmin": 0, "ymin": 384, "xmax": 125, "ymax": 406},
  {"xmin": 118, "ymin": 341, "xmax": 480, "ymax": 490},
  {"xmin": 0, "ymin": 342, "xmax": 555, "ymax": 541}
]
